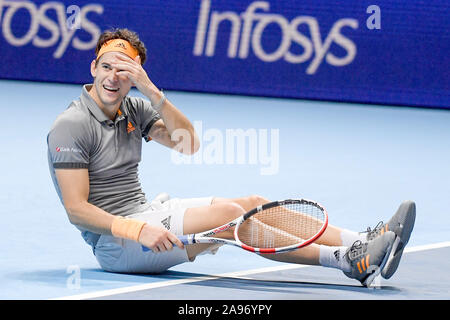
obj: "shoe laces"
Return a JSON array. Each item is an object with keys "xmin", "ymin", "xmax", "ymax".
[
  {"xmin": 363, "ymin": 221, "xmax": 384, "ymax": 241},
  {"xmin": 345, "ymin": 240, "xmax": 368, "ymax": 261}
]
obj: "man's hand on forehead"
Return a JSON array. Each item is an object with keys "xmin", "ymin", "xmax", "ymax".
[
  {"xmin": 112, "ymin": 51, "xmax": 141, "ymax": 64},
  {"xmin": 110, "ymin": 52, "xmax": 160, "ymax": 101},
  {"xmin": 110, "ymin": 53, "xmax": 139, "ymax": 71}
]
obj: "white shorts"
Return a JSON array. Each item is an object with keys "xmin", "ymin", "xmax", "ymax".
[{"xmin": 94, "ymin": 196, "xmax": 214, "ymax": 274}]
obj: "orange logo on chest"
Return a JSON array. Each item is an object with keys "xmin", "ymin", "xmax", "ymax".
[{"xmin": 127, "ymin": 121, "xmax": 135, "ymax": 133}]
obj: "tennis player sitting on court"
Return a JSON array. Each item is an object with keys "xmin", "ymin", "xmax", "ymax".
[{"xmin": 47, "ymin": 28, "xmax": 415, "ymax": 287}]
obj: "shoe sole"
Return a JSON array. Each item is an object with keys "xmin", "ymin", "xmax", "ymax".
[
  {"xmin": 381, "ymin": 200, "xmax": 416, "ymax": 279},
  {"xmin": 362, "ymin": 238, "xmax": 394, "ymax": 287}
]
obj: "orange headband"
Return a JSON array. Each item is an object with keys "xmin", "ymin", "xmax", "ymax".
[{"xmin": 96, "ymin": 39, "xmax": 139, "ymax": 60}]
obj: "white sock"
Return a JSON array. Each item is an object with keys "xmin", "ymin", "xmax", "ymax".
[
  {"xmin": 319, "ymin": 245, "xmax": 351, "ymax": 272},
  {"xmin": 340, "ymin": 228, "xmax": 366, "ymax": 247}
]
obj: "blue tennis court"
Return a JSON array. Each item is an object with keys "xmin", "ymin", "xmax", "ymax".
[
  {"xmin": 1, "ymin": 1, "xmax": 449, "ymax": 307},
  {"xmin": 1, "ymin": 79, "xmax": 449, "ymax": 301}
]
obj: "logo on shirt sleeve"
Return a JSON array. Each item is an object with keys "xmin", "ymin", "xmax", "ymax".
[{"xmin": 56, "ymin": 146, "xmax": 82, "ymax": 153}]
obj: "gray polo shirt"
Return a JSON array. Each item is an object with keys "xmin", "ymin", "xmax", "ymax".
[{"xmin": 47, "ymin": 84, "xmax": 160, "ymax": 246}]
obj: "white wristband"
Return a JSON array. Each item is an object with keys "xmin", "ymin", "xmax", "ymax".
[{"xmin": 152, "ymin": 90, "xmax": 166, "ymax": 112}]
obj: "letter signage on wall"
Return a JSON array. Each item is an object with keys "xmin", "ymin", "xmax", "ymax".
[{"xmin": 0, "ymin": 0, "xmax": 448, "ymax": 109}]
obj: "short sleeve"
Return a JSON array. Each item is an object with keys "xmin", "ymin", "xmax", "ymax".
[
  {"xmin": 47, "ymin": 113, "xmax": 90, "ymax": 169},
  {"xmin": 135, "ymin": 98, "xmax": 161, "ymax": 142}
]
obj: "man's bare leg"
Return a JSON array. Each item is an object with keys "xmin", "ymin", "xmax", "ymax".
[
  {"xmin": 182, "ymin": 197, "xmax": 329, "ymax": 265},
  {"xmin": 181, "ymin": 195, "xmax": 401, "ymax": 287},
  {"xmin": 212, "ymin": 195, "xmax": 346, "ymax": 246}
]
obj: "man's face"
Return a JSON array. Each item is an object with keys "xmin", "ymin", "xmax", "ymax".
[{"xmin": 90, "ymin": 51, "xmax": 133, "ymax": 109}]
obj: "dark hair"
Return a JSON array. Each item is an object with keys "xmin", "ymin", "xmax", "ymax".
[{"xmin": 95, "ymin": 28, "xmax": 147, "ymax": 65}]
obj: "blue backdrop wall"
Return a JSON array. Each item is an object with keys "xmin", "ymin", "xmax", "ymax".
[{"xmin": 0, "ymin": 0, "xmax": 448, "ymax": 108}]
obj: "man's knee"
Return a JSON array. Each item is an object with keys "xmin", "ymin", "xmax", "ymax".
[
  {"xmin": 245, "ymin": 194, "xmax": 270, "ymax": 208},
  {"xmin": 217, "ymin": 202, "xmax": 246, "ymax": 221}
]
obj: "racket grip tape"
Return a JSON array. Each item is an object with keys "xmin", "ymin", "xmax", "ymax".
[
  {"xmin": 178, "ymin": 235, "xmax": 189, "ymax": 245},
  {"xmin": 141, "ymin": 235, "xmax": 190, "ymax": 252}
]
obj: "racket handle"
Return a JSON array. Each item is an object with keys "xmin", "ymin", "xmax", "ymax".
[
  {"xmin": 141, "ymin": 235, "xmax": 190, "ymax": 252},
  {"xmin": 178, "ymin": 235, "xmax": 189, "ymax": 245}
]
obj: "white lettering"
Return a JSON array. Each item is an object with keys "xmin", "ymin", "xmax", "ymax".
[
  {"xmin": 193, "ymin": 0, "xmax": 211, "ymax": 55},
  {"xmin": 203, "ymin": 128, "xmax": 224, "ymax": 164},
  {"xmin": 170, "ymin": 121, "xmax": 280, "ymax": 176},
  {"xmin": 366, "ymin": 5, "xmax": 381, "ymax": 30},
  {"xmin": 72, "ymin": 4, "xmax": 103, "ymax": 51},
  {"xmin": 178, "ymin": 304, "xmax": 212, "ymax": 318},
  {"xmin": 206, "ymin": 11, "xmax": 241, "ymax": 57},
  {"xmin": 238, "ymin": 1, "xmax": 269, "ymax": 59},
  {"xmin": 284, "ymin": 16, "xmax": 314, "ymax": 64},
  {"xmin": 225, "ymin": 128, "xmax": 258, "ymax": 165},
  {"xmin": 2, "ymin": 1, "xmax": 39, "ymax": 46},
  {"xmin": 194, "ymin": 1, "xmax": 359, "ymax": 74},
  {"xmin": 258, "ymin": 128, "xmax": 279, "ymax": 176},
  {"xmin": 325, "ymin": 19, "xmax": 358, "ymax": 68},
  {"xmin": 66, "ymin": 4, "xmax": 81, "ymax": 30},
  {"xmin": 252, "ymin": 14, "xmax": 291, "ymax": 62},
  {"xmin": 66, "ymin": 265, "xmax": 81, "ymax": 290},
  {"xmin": 307, "ymin": 18, "xmax": 358, "ymax": 74},
  {"xmin": 0, "ymin": 0, "xmax": 103, "ymax": 58},
  {"xmin": 33, "ymin": 2, "xmax": 60, "ymax": 48}
]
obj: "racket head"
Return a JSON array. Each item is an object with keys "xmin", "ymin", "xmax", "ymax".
[{"xmin": 234, "ymin": 198, "xmax": 328, "ymax": 254}]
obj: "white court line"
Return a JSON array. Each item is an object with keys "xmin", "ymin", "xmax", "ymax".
[
  {"xmin": 51, "ymin": 264, "xmax": 305, "ymax": 300},
  {"xmin": 403, "ymin": 241, "xmax": 450, "ymax": 253},
  {"xmin": 51, "ymin": 241, "xmax": 450, "ymax": 300}
]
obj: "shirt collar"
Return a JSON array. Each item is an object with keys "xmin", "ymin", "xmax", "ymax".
[{"xmin": 81, "ymin": 84, "xmax": 128, "ymax": 123}]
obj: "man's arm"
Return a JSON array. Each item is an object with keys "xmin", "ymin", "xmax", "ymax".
[
  {"xmin": 56, "ymin": 168, "xmax": 113, "ymax": 234},
  {"xmin": 142, "ymin": 89, "xmax": 200, "ymax": 155},
  {"xmin": 55, "ymin": 168, "xmax": 184, "ymax": 252},
  {"xmin": 111, "ymin": 53, "xmax": 200, "ymax": 154},
  {"xmin": 147, "ymin": 117, "xmax": 200, "ymax": 155}
]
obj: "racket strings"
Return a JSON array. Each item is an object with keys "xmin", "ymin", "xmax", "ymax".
[
  {"xmin": 248, "ymin": 217, "xmax": 303, "ymax": 248},
  {"xmin": 237, "ymin": 202, "xmax": 326, "ymax": 249}
]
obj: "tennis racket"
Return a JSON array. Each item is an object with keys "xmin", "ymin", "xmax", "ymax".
[{"xmin": 142, "ymin": 198, "xmax": 328, "ymax": 254}]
